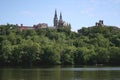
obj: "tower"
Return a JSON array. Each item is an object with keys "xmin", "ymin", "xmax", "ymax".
[
  {"xmin": 54, "ymin": 10, "xmax": 58, "ymax": 27},
  {"xmin": 60, "ymin": 12, "xmax": 62, "ymax": 20},
  {"xmin": 95, "ymin": 20, "xmax": 104, "ymax": 27},
  {"xmin": 58, "ymin": 12, "xmax": 63, "ymax": 27}
]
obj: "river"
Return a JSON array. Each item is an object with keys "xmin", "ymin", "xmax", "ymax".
[{"xmin": 0, "ymin": 66, "xmax": 120, "ymax": 80}]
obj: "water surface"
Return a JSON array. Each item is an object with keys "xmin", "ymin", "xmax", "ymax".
[{"xmin": 0, "ymin": 66, "xmax": 120, "ymax": 80}]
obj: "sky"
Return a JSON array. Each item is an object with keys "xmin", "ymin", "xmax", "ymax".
[{"xmin": 0, "ymin": 0, "xmax": 120, "ymax": 31}]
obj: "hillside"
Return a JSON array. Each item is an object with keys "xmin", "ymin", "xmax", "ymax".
[{"xmin": 0, "ymin": 24, "xmax": 120, "ymax": 66}]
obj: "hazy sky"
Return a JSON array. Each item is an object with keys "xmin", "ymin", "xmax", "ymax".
[{"xmin": 0, "ymin": 0, "xmax": 120, "ymax": 31}]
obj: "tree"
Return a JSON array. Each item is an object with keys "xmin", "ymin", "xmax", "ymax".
[
  {"xmin": 0, "ymin": 40, "xmax": 13, "ymax": 65},
  {"xmin": 61, "ymin": 46, "xmax": 76, "ymax": 65},
  {"xmin": 109, "ymin": 47, "xmax": 120, "ymax": 65},
  {"xmin": 95, "ymin": 47, "xmax": 109, "ymax": 64},
  {"xmin": 20, "ymin": 40, "xmax": 42, "ymax": 66},
  {"xmin": 41, "ymin": 45, "xmax": 61, "ymax": 65}
]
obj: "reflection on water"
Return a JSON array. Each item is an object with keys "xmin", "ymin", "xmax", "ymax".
[{"xmin": 0, "ymin": 66, "xmax": 120, "ymax": 80}]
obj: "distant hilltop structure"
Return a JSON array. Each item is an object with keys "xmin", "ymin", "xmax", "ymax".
[
  {"xmin": 54, "ymin": 10, "xmax": 68, "ymax": 28},
  {"xmin": 95, "ymin": 20, "xmax": 104, "ymax": 27},
  {"xmin": 19, "ymin": 23, "xmax": 48, "ymax": 31},
  {"xmin": 18, "ymin": 10, "xmax": 69, "ymax": 31}
]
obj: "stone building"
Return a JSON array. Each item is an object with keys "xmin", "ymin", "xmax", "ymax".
[
  {"xmin": 18, "ymin": 10, "xmax": 69, "ymax": 31},
  {"xmin": 19, "ymin": 23, "xmax": 48, "ymax": 31},
  {"xmin": 95, "ymin": 20, "xmax": 104, "ymax": 27},
  {"xmin": 33, "ymin": 23, "xmax": 48, "ymax": 29},
  {"xmin": 18, "ymin": 24, "xmax": 34, "ymax": 31},
  {"xmin": 53, "ymin": 10, "xmax": 68, "ymax": 28}
]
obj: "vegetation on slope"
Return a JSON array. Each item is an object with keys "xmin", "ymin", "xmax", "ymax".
[{"xmin": 0, "ymin": 24, "xmax": 120, "ymax": 66}]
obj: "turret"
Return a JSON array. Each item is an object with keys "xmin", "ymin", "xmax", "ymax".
[{"xmin": 95, "ymin": 20, "xmax": 104, "ymax": 27}]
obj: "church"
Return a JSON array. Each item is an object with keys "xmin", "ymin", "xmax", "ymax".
[
  {"xmin": 19, "ymin": 10, "xmax": 69, "ymax": 31},
  {"xmin": 53, "ymin": 10, "xmax": 68, "ymax": 28}
]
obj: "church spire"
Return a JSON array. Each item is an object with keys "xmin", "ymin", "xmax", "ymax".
[
  {"xmin": 54, "ymin": 9, "xmax": 58, "ymax": 27},
  {"xmin": 58, "ymin": 12, "xmax": 63, "ymax": 27},
  {"xmin": 55, "ymin": 10, "xmax": 57, "ymax": 18},
  {"xmin": 60, "ymin": 12, "xmax": 62, "ymax": 20}
]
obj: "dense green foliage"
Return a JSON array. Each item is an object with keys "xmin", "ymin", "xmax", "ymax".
[{"xmin": 0, "ymin": 24, "xmax": 120, "ymax": 66}]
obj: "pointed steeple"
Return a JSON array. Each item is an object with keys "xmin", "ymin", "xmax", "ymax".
[
  {"xmin": 58, "ymin": 12, "xmax": 63, "ymax": 27},
  {"xmin": 60, "ymin": 12, "xmax": 62, "ymax": 20},
  {"xmin": 54, "ymin": 9, "xmax": 58, "ymax": 27},
  {"xmin": 55, "ymin": 10, "xmax": 57, "ymax": 17}
]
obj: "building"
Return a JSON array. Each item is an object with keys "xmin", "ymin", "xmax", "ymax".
[
  {"xmin": 18, "ymin": 10, "xmax": 69, "ymax": 31},
  {"xmin": 18, "ymin": 24, "xmax": 34, "ymax": 31},
  {"xmin": 33, "ymin": 23, "xmax": 48, "ymax": 29},
  {"xmin": 19, "ymin": 23, "xmax": 48, "ymax": 31},
  {"xmin": 53, "ymin": 10, "xmax": 68, "ymax": 28},
  {"xmin": 95, "ymin": 20, "xmax": 104, "ymax": 27}
]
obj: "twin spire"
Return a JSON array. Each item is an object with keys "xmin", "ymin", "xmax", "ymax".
[{"xmin": 54, "ymin": 10, "xmax": 63, "ymax": 27}]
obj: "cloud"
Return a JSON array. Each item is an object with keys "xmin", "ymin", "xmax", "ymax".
[
  {"xmin": 21, "ymin": 11, "xmax": 36, "ymax": 17},
  {"xmin": 90, "ymin": 0, "xmax": 97, "ymax": 3},
  {"xmin": 114, "ymin": 0, "xmax": 120, "ymax": 4},
  {"xmin": 80, "ymin": 7, "xmax": 95, "ymax": 16},
  {"xmin": 89, "ymin": 0, "xmax": 120, "ymax": 4}
]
